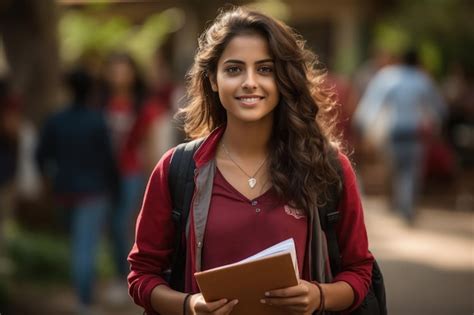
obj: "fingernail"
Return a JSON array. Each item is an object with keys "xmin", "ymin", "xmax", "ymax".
[
  {"xmin": 265, "ymin": 292, "xmax": 270, "ymax": 297},
  {"xmin": 233, "ymin": 300, "xmax": 239, "ymax": 305},
  {"xmin": 260, "ymin": 299, "xmax": 266, "ymax": 304}
]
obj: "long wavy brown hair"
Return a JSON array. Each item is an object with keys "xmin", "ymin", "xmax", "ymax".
[{"xmin": 180, "ymin": 7, "xmax": 342, "ymax": 211}]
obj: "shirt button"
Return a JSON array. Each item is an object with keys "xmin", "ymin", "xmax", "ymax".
[
  {"xmin": 251, "ymin": 200, "xmax": 258, "ymax": 206},
  {"xmin": 197, "ymin": 241, "xmax": 202, "ymax": 248},
  {"xmin": 255, "ymin": 208, "xmax": 261, "ymax": 213}
]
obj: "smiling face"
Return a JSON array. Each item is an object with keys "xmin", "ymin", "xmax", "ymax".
[{"xmin": 210, "ymin": 33, "xmax": 280, "ymax": 126}]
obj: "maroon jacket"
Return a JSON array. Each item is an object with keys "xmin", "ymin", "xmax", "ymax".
[{"xmin": 128, "ymin": 127, "xmax": 373, "ymax": 314}]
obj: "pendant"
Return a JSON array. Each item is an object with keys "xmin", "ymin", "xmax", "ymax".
[{"xmin": 248, "ymin": 178, "xmax": 257, "ymax": 189}]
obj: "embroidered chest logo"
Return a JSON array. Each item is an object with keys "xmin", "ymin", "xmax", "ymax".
[{"xmin": 284, "ymin": 205, "xmax": 306, "ymax": 219}]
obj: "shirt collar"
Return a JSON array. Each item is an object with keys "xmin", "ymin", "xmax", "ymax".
[{"xmin": 193, "ymin": 126, "xmax": 225, "ymax": 168}]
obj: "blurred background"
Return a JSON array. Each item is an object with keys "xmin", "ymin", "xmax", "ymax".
[{"xmin": 0, "ymin": 0, "xmax": 472, "ymax": 314}]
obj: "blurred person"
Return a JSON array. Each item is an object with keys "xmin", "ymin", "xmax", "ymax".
[
  {"xmin": 0, "ymin": 78, "xmax": 21, "ymax": 252},
  {"xmin": 77, "ymin": 50, "xmax": 105, "ymax": 110},
  {"xmin": 138, "ymin": 46, "xmax": 182, "ymax": 175},
  {"xmin": 442, "ymin": 62, "xmax": 474, "ymax": 211},
  {"xmin": 128, "ymin": 7, "xmax": 375, "ymax": 315},
  {"xmin": 352, "ymin": 48, "xmax": 395, "ymax": 99},
  {"xmin": 146, "ymin": 46, "xmax": 178, "ymax": 113},
  {"xmin": 325, "ymin": 72, "xmax": 358, "ymax": 152},
  {"xmin": 349, "ymin": 48, "xmax": 395, "ymax": 180},
  {"xmin": 1, "ymin": 77, "xmax": 42, "ymax": 235},
  {"xmin": 0, "ymin": 79, "xmax": 20, "ymax": 184},
  {"xmin": 0, "ymin": 78, "xmax": 20, "ymax": 198},
  {"xmin": 443, "ymin": 62, "xmax": 474, "ymax": 167},
  {"xmin": 36, "ymin": 68, "xmax": 119, "ymax": 315},
  {"xmin": 98, "ymin": 52, "xmax": 146, "ymax": 303},
  {"xmin": 349, "ymin": 46, "xmax": 396, "ymax": 157},
  {"xmin": 353, "ymin": 49, "xmax": 447, "ymax": 224}
]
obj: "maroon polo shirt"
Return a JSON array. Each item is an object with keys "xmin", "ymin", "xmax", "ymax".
[{"xmin": 201, "ymin": 168, "xmax": 308, "ymax": 277}]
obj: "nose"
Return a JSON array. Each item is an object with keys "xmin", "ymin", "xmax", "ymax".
[{"xmin": 241, "ymin": 70, "xmax": 257, "ymax": 90}]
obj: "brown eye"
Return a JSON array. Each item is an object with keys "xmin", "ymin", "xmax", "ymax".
[
  {"xmin": 224, "ymin": 66, "xmax": 241, "ymax": 74},
  {"xmin": 258, "ymin": 66, "xmax": 273, "ymax": 74}
]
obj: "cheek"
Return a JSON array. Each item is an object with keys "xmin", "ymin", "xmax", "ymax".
[
  {"xmin": 215, "ymin": 84, "xmax": 230, "ymax": 108},
  {"xmin": 216, "ymin": 76, "xmax": 240, "ymax": 94}
]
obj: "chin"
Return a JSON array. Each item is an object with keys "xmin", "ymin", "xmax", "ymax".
[{"xmin": 236, "ymin": 113, "xmax": 273, "ymax": 124}]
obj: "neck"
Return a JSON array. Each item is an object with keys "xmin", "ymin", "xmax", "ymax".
[{"xmin": 222, "ymin": 117, "xmax": 273, "ymax": 158}]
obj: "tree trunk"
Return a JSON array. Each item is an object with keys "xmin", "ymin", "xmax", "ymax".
[{"xmin": 0, "ymin": 0, "xmax": 60, "ymax": 125}]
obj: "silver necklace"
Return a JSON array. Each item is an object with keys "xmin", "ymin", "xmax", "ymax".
[{"xmin": 221, "ymin": 143, "xmax": 267, "ymax": 189}]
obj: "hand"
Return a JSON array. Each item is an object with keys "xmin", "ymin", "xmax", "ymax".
[
  {"xmin": 260, "ymin": 280, "xmax": 321, "ymax": 315},
  {"xmin": 189, "ymin": 293, "xmax": 239, "ymax": 315}
]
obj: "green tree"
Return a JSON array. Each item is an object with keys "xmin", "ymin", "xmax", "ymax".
[{"xmin": 373, "ymin": 0, "xmax": 474, "ymax": 76}]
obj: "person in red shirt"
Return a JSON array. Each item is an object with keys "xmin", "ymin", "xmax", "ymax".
[
  {"xmin": 128, "ymin": 7, "xmax": 373, "ymax": 315},
  {"xmin": 99, "ymin": 52, "xmax": 147, "ymax": 302},
  {"xmin": 136, "ymin": 46, "xmax": 182, "ymax": 176}
]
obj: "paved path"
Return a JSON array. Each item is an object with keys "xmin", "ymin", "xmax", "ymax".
[
  {"xmin": 363, "ymin": 195, "xmax": 473, "ymax": 315},
  {"xmin": 9, "ymin": 281, "xmax": 142, "ymax": 315}
]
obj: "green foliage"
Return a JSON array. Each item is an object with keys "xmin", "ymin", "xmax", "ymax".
[
  {"xmin": 126, "ymin": 8, "xmax": 185, "ymax": 68},
  {"xmin": 59, "ymin": 6, "xmax": 185, "ymax": 68},
  {"xmin": 246, "ymin": 0, "xmax": 291, "ymax": 21},
  {"xmin": 373, "ymin": 23, "xmax": 410, "ymax": 56},
  {"xmin": 4, "ymin": 220, "xmax": 118, "ymax": 285},
  {"xmin": 5, "ymin": 223, "xmax": 71, "ymax": 283},
  {"xmin": 59, "ymin": 12, "xmax": 130, "ymax": 64},
  {"xmin": 419, "ymin": 40, "xmax": 442, "ymax": 75},
  {"xmin": 372, "ymin": 0, "xmax": 474, "ymax": 76}
]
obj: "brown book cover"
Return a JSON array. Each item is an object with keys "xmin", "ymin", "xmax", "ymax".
[{"xmin": 194, "ymin": 240, "xmax": 299, "ymax": 315}]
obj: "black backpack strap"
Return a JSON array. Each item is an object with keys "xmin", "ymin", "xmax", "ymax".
[
  {"xmin": 169, "ymin": 139, "xmax": 203, "ymax": 226},
  {"xmin": 167, "ymin": 138, "xmax": 204, "ymax": 291},
  {"xmin": 320, "ymin": 152, "xmax": 388, "ymax": 315},
  {"xmin": 318, "ymin": 149, "xmax": 344, "ymax": 275}
]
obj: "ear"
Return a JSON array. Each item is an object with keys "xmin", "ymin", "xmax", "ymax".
[{"xmin": 209, "ymin": 74, "xmax": 218, "ymax": 92}]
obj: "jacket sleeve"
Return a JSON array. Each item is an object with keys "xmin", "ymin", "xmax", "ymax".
[
  {"xmin": 333, "ymin": 153, "xmax": 374, "ymax": 311},
  {"xmin": 127, "ymin": 147, "xmax": 176, "ymax": 314}
]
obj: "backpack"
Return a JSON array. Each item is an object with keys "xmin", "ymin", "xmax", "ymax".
[{"xmin": 167, "ymin": 139, "xmax": 387, "ymax": 315}]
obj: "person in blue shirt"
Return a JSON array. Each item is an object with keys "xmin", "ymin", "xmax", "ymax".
[
  {"xmin": 36, "ymin": 68, "xmax": 119, "ymax": 314},
  {"xmin": 354, "ymin": 49, "xmax": 446, "ymax": 224}
]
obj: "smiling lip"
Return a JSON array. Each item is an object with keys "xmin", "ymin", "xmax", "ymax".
[{"xmin": 236, "ymin": 95, "xmax": 264, "ymax": 105}]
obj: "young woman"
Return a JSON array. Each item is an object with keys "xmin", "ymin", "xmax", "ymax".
[{"xmin": 128, "ymin": 7, "xmax": 373, "ymax": 315}]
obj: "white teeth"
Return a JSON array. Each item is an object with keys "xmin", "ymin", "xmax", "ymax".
[{"xmin": 240, "ymin": 97, "xmax": 260, "ymax": 102}]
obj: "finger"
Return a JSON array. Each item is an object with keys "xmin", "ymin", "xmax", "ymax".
[
  {"xmin": 266, "ymin": 283, "xmax": 308, "ymax": 298},
  {"xmin": 194, "ymin": 298, "xmax": 229, "ymax": 312},
  {"xmin": 261, "ymin": 295, "xmax": 309, "ymax": 307},
  {"xmin": 194, "ymin": 301, "xmax": 210, "ymax": 313},
  {"xmin": 215, "ymin": 299, "xmax": 239, "ymax": 315}
]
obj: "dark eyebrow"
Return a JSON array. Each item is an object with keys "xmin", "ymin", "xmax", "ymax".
[
  {"xmin": 256, "ymin": 59, "xmax": 274, "ymax": 64},
  {"xmin": 223, "ymin": 58, "xmax": 274, "ymax": 65}
]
